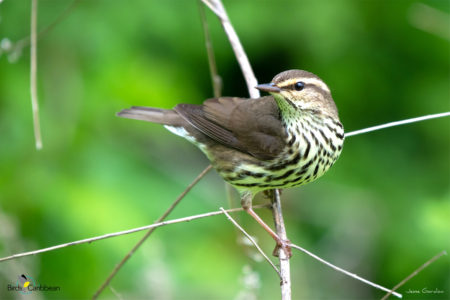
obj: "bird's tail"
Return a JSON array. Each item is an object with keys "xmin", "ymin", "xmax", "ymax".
[{"xmin": 117, "ymin": 106, "xmax": 184, "ymax": 126}]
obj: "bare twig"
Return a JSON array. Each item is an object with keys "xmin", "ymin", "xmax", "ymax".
[
  {"xmin": 200, "ymin": 0, "xmax": 260, "ymax": 98},
  {"xmin": 198, "ymin": 1, "xmax": 222, "ymax": 98},
  {"xmin": 289, "ymin": 243, "xmax": 403, "ymax": 299},
  {"xmin": 345, "ymin": 112, "xmax": 450, "ymax": 138},
  {"xmin": 0, "ymin": 203, "xmax": 270, "ymax": 264},
  {"xmin": 30, "ymin": 0, "xmax": 42, "ymax": 150},
  {"xmin": 272, "ymin": 189, "xmax": 291, "ymax": 300},
  {"xmin": 92, "ymin": 165, "xmax": 213, "ymax": 299},
  {"xmin": 381, "ymin": 250, "xmax": 447, "ymax": 300},
  {"xmin": 220, "ymin": 207, "xmax": 281, "ymax": 277}
]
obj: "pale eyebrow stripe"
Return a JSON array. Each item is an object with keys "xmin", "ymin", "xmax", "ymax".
[{"xmin": 278, "ymin": 78, "xmax": 330, "ymax": 93}]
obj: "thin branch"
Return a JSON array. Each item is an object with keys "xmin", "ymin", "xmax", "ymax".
[
  {"xmin": 198, "ymin": 1, "xmax": 222, "ymax": 98},
  {"xmin": 381, "ymin": 250, "xmax": 447, "ymax": 300},
  {"xmin": 220, "ymin": 207, "xmax": 281, "ymax": 277},
  {"xmin": 30, "ymin": 0, "xmax": 42, "ymax": 150},
  {"xmin": 289, "ymin": 243, "xmax": 403, "ymax": 299},
  {"xmin": 345, "ymin": 112, "xmax": 450, "ymax": 138},
  {"xmin": 200, "ymin": 0, "xmax": 260, "ymax": 98},
  {"xmin": 272, "ymin": 189, "xmax": 291, "ymax": 300},
  {"xmin": 92, "ymin": 165, "xmax": 212, "ymax": 299},
  {"xmin": 0, "ymin": 203, "xmax": 270, "ymax": 264}
]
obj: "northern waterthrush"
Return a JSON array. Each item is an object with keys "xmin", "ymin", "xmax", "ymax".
[{"xmin": 118, "ymin": 70, "xmax": 344, "ymax": 256}]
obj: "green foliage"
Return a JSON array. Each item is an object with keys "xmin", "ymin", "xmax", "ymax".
[{"xmin": 0, "ymin": 0, "xmax": 448, "ymax": 299}]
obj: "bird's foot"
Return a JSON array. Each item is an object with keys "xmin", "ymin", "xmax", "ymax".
[
  {"xmin": 272, "ymin": 238, "xmax": 292, "ymax": 259},
  {"xmin": 263, "ymin": 189, "xmax": 283, "ymax": 200},
  {"xmin": 263, "ymin": 190, "xmax": 273, "ymax": 199}
]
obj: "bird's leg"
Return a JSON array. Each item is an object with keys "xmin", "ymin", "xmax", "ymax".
[
  {"xmin": 263, "ymin": 189, "xmax": 282, "ymax": 199},
  {"xmin": 241, "ymin": 191, "xmax": 292, "ymax": 258}
]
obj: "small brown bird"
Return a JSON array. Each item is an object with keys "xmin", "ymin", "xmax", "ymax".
[{"xmin": 118, "ymin": 70, "xmax": 344, "ymax": 255}]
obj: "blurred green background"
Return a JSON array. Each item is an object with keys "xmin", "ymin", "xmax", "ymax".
[{"xmin": 0, "ymin": 0, "xmax": 449, "ymax": 299}]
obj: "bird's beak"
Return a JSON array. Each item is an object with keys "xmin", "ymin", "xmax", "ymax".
[{"xmin": 255, "ymin": 83, "xmax": 281, "ymax": 93}]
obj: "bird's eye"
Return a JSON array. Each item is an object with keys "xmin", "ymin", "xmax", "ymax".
[{"xmin": 294, "ymin": 81, "xmax": 305, "ymax": 91}]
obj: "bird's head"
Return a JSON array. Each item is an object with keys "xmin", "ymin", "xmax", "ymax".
[{"xmin": 256, "ymin": 69, "xmax": 338, "ymax": 118}]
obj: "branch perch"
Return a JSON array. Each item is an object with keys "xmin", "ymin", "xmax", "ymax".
[{"xmin": 272, "ymin": 189, "xmax": 291, "ymax": 299}]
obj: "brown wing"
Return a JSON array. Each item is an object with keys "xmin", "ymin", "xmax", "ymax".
[{"xmin": 175, "ymin": 96, "xmax": 286, "ymax": 160}]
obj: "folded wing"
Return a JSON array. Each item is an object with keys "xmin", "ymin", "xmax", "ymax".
[{"xmin": 175, "ymin": 96, "xmax": 286, "ymax": 160}]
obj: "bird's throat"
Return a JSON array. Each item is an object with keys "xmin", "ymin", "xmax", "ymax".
[{"xmin": 273, "ymin": 94, "xmax": 299, "ymax": 123}]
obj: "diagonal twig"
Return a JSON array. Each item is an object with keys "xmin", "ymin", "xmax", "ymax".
[
  {"xmin": 200, "ymin": 0, "xmax": 259, "ymax": 98},
  {"xmin": 30, "ymin": 0, "xmax": 42, "ymax": 150},
  {"xmin": 381, "ymin": 250, "xmax": 447, "ymax": 300},
  {"xmin": 345, "ymin": 112, "xmax": 450, "ymax": 137},
  {"xmin": 92, "ymin": 165, "xmax": 212, "ymax": 299},
  {"xmin": 220, "ymin": 207, "xmax": 281, "ymax": 277},
  {"xmin": 0, "ymin": 202, "xmax": 269, "ymax": 263},
  {"xmin": 289, "ymin": 243, "xmax": 403, "ymax": 298}
]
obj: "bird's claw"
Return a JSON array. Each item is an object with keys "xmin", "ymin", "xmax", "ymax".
[{"xmin": 272, "ymin": 238, "xmax": 292, "ymax": 259}]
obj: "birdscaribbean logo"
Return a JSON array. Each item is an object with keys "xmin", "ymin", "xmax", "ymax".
[{"xmin": 7, "ymin": 274, "xmax": 60, "ymax": 294}]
